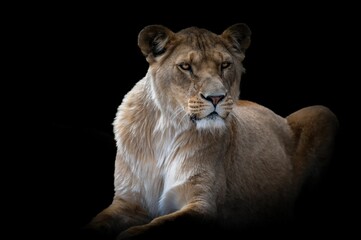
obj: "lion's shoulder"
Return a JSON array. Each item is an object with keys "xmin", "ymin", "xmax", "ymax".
[
  {"xmin": 235, "ymin": 100, "xmax": 259, "ymax": 107},
  {"xmin": 234, "ymin": 100, "xmax": 275, "ymax": 115},
  {"xmin": 233, "ymin": 100, "xmax": 290, "ymax": 134}
]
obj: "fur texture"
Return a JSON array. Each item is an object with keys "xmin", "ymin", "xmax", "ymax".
[{"xmin": 85, "ymin": 23, "xmax": 338, "ymax": 239}]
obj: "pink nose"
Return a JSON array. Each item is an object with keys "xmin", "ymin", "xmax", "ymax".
[{"xmin": 201, "ymin": 94, "xmax": 225, "ymax": 106}]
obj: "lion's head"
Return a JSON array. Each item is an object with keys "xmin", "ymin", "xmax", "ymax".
[{"xmin": 138, "ymin": 24, "xmax": 251, "ymax": 130}]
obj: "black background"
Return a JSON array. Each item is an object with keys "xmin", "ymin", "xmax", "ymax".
[{"xmin": 31, "ymin": 3, "xmax": 358, "ymax": 239}]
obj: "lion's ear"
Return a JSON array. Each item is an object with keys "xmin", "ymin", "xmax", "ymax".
[
  {"xmin": 221, "ymin": 23, "xmax": 251, "ymax": 53},
  {"xmin": 138, "ymin": 25, "xmax": 174, "ymax": 63}
]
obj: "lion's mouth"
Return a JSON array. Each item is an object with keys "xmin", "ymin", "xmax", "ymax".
[
  {"xmin": 190, "ymin": 111, "xmax": 220, "ymax": 122},
  {"xmin": 190, "ymin": 111, "xmax": 226, "ymax": 130},
  {"xmin": 206, "ymin": 112, "xmax": 220, "ymax": 119}
]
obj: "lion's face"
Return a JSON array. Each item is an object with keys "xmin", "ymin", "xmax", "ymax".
[
  {"xmin": 138, "ymin": 24, "xmax": 251, "ymax": 130},
  {"xmin": 165, "ymin": 43, "xmax": 236, "ymax": 129}
]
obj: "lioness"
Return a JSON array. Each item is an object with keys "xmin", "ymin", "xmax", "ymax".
[{"xmin": 85, "ymin": 23, "xmax": 338, "ymax": 239}]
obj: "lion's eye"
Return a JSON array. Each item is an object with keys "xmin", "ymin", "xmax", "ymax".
[
  {"xmin": 221, "ymin": 62, "xmax": 231, "ymax": 69},
  {"xmin": 178, "ymin": 63, "xmax": 192, "ymax": 71}
]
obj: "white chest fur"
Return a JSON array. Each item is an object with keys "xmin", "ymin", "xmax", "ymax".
[{"xmin": 114, "ymin": 112, "xmax": 194, "ymax": 218}]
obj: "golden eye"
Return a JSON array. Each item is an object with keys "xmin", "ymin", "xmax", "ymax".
[
  {"xmin": 178, "ymin": 63, "xmax": 192, "ymax": 71},
  {"xmin": 221, "ymin": 62, "xmax": 231, "ymax": 69}
]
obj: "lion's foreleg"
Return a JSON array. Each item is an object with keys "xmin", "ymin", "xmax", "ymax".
[
  {"xmin": 117, "ymin": 180, "xmax": 217, "ymax": 239},
  {"xmin": 84, "ymin": 197, "xmax": 151, "ymax": 239},
  {"xmin": 117, "ymin": 205, "xmax": 212, "ymax": 239}
]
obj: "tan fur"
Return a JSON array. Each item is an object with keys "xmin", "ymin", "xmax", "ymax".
[{"xmin": 85, "ymin": 24, "xmax": 338, "ymax": 239}]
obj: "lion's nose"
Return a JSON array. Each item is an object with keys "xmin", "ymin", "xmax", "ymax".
[{"xmin": 201, "ymin": 94, "xmax": 225, "ymax": 106}]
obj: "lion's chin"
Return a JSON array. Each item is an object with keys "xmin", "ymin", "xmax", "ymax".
[{"xmin": 195, "ymin": 114, "xmax": 226, "ymax": 131}]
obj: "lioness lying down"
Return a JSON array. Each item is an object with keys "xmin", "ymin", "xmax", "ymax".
[{"xmin": 84, "ymin": 23, "xmax": 338, "ymax": 239}]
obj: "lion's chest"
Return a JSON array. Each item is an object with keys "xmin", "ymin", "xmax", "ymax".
[{"xmin": 116, "ymin": 124, "xmax": 194, "ymax": 217}]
